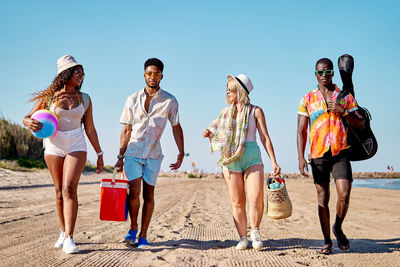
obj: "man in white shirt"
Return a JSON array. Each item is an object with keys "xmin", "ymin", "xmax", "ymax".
[{"xmin": 115, "ymin": 58, "xmax": 184, "ymax": 248}]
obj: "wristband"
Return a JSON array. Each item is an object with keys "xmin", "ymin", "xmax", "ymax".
[
  {"xmin": 117, "ymin": 155, "xmax": 125, "ymax": 159},
  {"xmin": 342, "ymin": 110, "xmax": 349, "ymax": 117},
  {"xmin": 97, "ymin": 151, "xmax": 104, "ymax": 156}
]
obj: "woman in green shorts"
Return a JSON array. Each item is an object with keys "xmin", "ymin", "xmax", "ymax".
[{"xmin": 203, "ymin": 74, "xmax": 280, "ymax": 250}]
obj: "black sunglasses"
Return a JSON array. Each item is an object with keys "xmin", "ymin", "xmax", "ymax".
[{"xmin": 73, "ymin": 70, "xmax": 85, "ymax": 76}]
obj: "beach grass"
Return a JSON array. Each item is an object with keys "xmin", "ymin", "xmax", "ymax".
[
  {"xmin": 0, "ymin": 158, "xmax": 45, "ymax": 171},
  {"xmin": 0, "ymin": 117, "xmax": 44, "ymax": 161},
  {"xmin": 84, "ymin": 162, "xmax": 113, "ymax": 173},
  {"xmin": 1, "ymin": 116, "xmax": 113, "ymax": 173}
]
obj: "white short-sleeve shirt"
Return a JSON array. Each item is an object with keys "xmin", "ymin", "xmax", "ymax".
[{"xmin": 120, "ymin": 88, "xmax": 180, "ymax": 159}]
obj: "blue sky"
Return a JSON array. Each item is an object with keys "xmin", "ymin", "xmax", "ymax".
[{"xmin": 1, "ymin": 0, "xmax": 399, "ymax": 173}]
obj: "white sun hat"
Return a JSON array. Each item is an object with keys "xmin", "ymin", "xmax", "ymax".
[
  {"xmin": 57, "ymin": 55, "xmax": 81, "ymax": 74},
  {"xmin": 227, "ymin": 74, "xmax": 254, "ymax": 95}
]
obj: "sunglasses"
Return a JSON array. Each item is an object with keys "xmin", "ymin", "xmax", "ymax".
[
  {"xmin": 226, "ymin": 87, "xmax": 236, "ymax": 92},
  {"xmin": 73, "ymin": 70, "xmax": 85, "ymax": 76},
  {"xmin": 315, "ymin": 70, "xmax": 334, "ymax": 76},
  {"xmin": 145, "ymin": 72, "xmax": 162, "ymax": 79}
]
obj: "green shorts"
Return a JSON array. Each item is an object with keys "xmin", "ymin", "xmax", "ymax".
[{"xmin": 227, "ymin": 141, "xmax": 263, "ymax": 172}]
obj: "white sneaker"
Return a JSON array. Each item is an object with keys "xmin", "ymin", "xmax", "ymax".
[
  {"xmin": 235, "ymin": 236, "xmax": 249, "ymax": 250},
  {"xmin": 62, "ymin": 236, "xmax": 79, "ymax": 254},
  {"xmin": 54, "ymin": 230, "xmax": 65, "ymax": 249},
  {"xmin": 250, "ymin": 229, "xmax": 263, "ymax": 250}
]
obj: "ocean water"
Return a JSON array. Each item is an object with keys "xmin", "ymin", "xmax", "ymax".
[{"xmin": 352, "ymin": 178, "xmax": 400, "ymax": 190}]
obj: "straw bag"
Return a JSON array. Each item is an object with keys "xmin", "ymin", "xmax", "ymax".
[{"xmin": 266, "ymin": 176, "xmax": 292, "ymax": 219}]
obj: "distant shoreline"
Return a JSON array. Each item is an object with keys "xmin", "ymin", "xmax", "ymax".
[
  {"xmin": 1, "ymin": 167, "xmax": 398, "ymax": 180},
  {"xmin": 281, "ymin": 172, "xmax": 400, "ymax": 179},
  {"xmin": 158, "ymin": 170, "xmax": 400, "ymax": 180}
]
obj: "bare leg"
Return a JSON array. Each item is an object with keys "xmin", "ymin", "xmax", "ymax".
[
  {"xmin": 222, "ymin": 167, "xmax": 229, "ymax": 181},
  {"xmin": 335, "ymin": 179, "xmax": 351, "ymax": 222},
  {"xmin": 139, "ymin": 181, "xmax": 155, "ymax": 238},
  {"xmin": 62, "ymin": 151, "xmax": 86, "ymax": 237},
  {"xmin": 45, "ymin": 154, "xmax": 65, "ymax": 231},
  {"xmin": 128, "ymin": 178, "xmax": 142, "ymax": 231},
  {"xmin": 224, "ymin": 171, "xmax": 247, "ymax": 237},
  {"xmin": 333, "ymin": 179, "xmax": 351, "ymax": 250},
  {"xmin": 315, "ymin": 183, "xmax": 332, "ymax": 245},
  {"xmin": 244, "ymin": 164, "xmax": 264, "ymax": 230}
]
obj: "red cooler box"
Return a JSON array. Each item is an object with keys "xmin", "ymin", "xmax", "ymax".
[{"xmin": 100, "ymin": 169, "xmax": 129, "ymax": 221}]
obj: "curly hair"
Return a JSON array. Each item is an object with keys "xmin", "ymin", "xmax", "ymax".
[
  {"xmin": 29, "ymin": 65, "xmax": 84, "ymax": 108},
  {"xmin": 144, "ymin": 58, "xmax": 164, "ymax": 73}
]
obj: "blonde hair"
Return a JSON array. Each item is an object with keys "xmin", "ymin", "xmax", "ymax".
[{"xmin": 226, "ymin": 78, "xmax": 250, "ymax": 105}]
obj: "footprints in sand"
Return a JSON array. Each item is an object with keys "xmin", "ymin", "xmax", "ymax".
[{"xmin": 7, "ymin": 176, "xmax": 388, "ymax": 266}]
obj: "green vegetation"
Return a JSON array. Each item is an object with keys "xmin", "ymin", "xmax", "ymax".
[
  {"xmin": 0, "ymin": 117, "xmax": 45, "ymax": 161},
  {"xmin": 0, "ymin": 117, "xmax": 113, "ymax": 173},
  {"xmin": 83, "ymin": 162, "xmax": 97, "ymax": 172},
  {"xmin": 0, "ymin": 158, "xmax": 46, "ymax": 171},
  {"xmin": 18, "ymin": 158, "xmax": 47, "ymax": 168},
  {"xmin": 103, "ymin": 165, "xmax": 113, "ymax": 173},
  {"xmin": 0, "ymin": 117, "xmax": 45, "ymax": 171},
  {"xmin": 0, "ymin": 159, "xmax": 24, "ymax": 171},
  {"xmin": 84, "ymin": 161, "xmax": 113, "ymax": 173}
]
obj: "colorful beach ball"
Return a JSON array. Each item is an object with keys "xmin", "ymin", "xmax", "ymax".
[{"xmin": 30, "ymin": 109, "xmax": 59, "ymax": 139}]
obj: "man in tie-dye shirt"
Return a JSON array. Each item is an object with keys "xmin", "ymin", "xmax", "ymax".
[{"xmin": 297, "ymin": 58, "xmax": 365, "ymax": 254}]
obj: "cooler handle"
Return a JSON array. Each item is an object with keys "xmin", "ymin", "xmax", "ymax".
[{"xmin": 112, "ymin": 167, "xmax": 126, "ymax": 184}]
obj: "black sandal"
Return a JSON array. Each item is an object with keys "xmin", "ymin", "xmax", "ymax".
[{"xmin": 333, "ymin": 224, "xmax": 350, "ymax": 250}]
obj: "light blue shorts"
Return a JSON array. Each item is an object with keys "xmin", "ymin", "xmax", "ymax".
[
  {"xmin": 227, "ymin": 141, "xmax": 263, "ymax": 172},
  {"xmin": 124, "ymin": 157, "xmax": 163, "ymax": 186}
]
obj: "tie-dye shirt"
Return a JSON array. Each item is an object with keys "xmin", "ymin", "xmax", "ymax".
[
  {"xmin": 298, "ymin": 84, "xmax": 358, "ymax": 159},
  {"xmin": 120, "ymin": 88, "xmax": 180, "ymax": 159}
]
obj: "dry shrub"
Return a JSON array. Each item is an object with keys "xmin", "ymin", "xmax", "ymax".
[{"xmin": 0, "ymin": 117, "xmax": 44, "ymax": 161}]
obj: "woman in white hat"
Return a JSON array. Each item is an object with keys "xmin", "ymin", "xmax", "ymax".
[
  {"xmin": 23, "ymin": 55, "xmax": 103, "ymax": 254},
  {"xmin": 203, "ymin": 74, "xmax": 280, "ymax": 250}
]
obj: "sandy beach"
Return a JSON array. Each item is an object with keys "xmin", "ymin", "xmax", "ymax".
[{"xmin": 0, "ymin": 168, "xmax": 399, "ymax": 267}]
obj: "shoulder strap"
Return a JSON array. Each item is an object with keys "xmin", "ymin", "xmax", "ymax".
[
  {"xmin": 81, "ymin": 92, "xmax": 90, "ymax": 114},
  {"xmin": 80, "ymin": 92, "xmax": 90, "ymax": 126},
  {"xmin": 336, "ymin": 90, "xmax": 349, "ymax": 105},
  {"xmin": 46, "ymin": 95, "xmax": 53, "ymax": 110},
  {"xmin": 251, "ymin": 104, "xmax": 257, "ymax": 113}
]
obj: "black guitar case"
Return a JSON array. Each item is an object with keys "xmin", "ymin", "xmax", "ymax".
[{"xmin": 337, "ymin": 54, "xmax": 378, "ymax": 161}]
